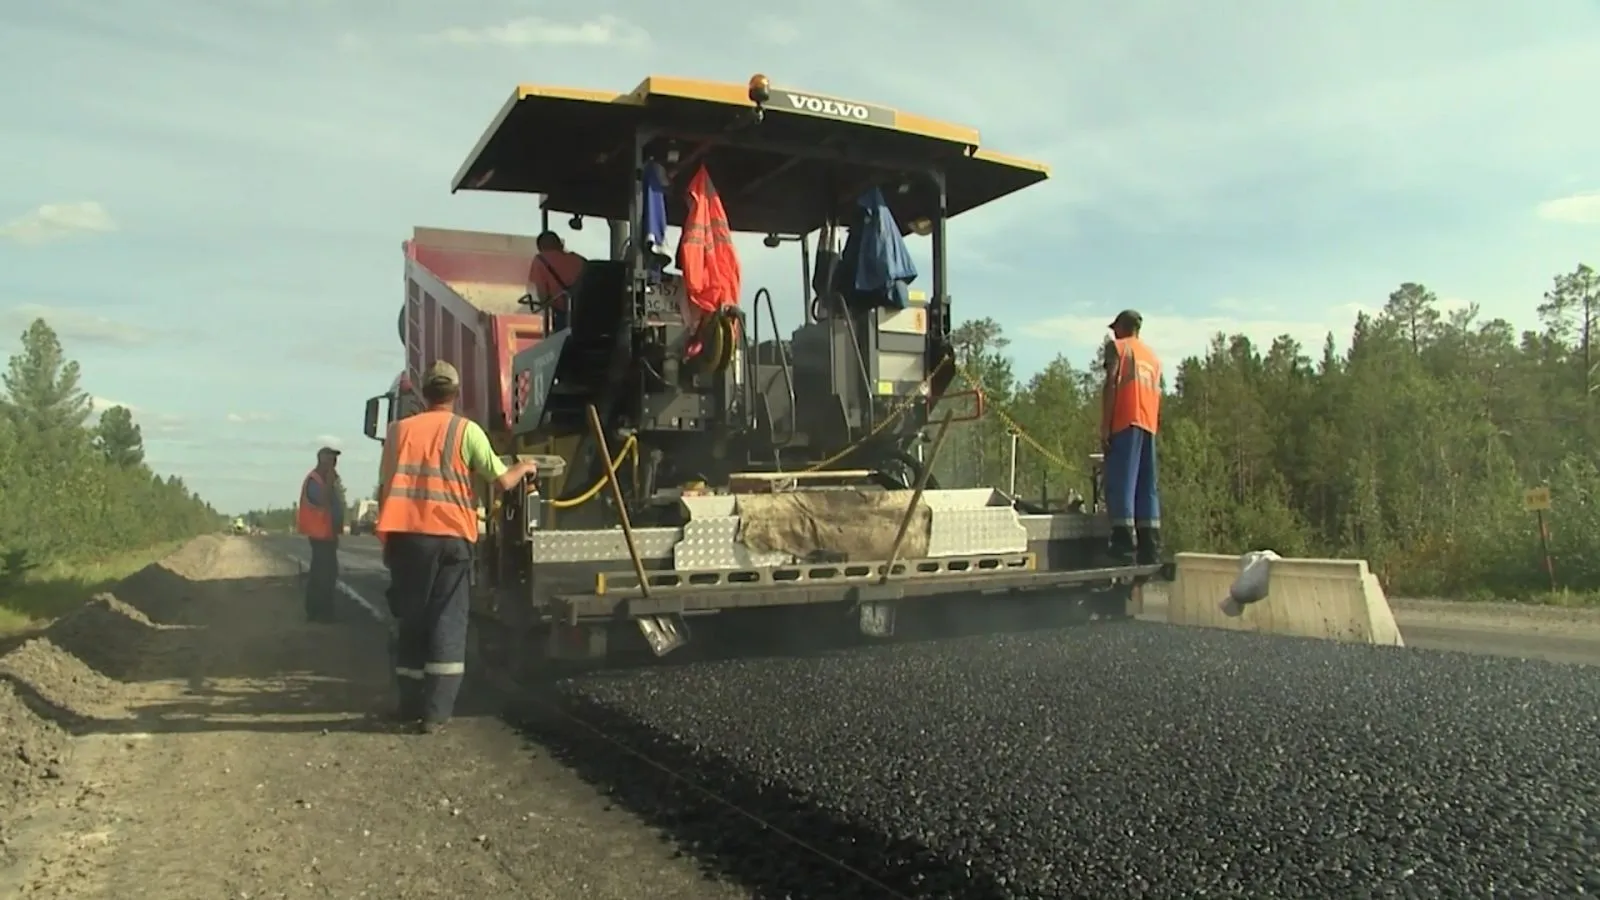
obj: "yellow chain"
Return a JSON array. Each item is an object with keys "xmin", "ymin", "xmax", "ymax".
[
  {"xmin": 952, "ymin": 361, "xmax": 1083, "ymax": 480},
  {"xmin": 796, "ymin": 355, "xmax": 956, "ymax": 473},
  {"xmin": 791, "ymin": 355, "xmax": 1086, "ymax": 482}
]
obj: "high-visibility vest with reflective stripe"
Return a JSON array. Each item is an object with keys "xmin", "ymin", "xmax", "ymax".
[
  {"xmin": 376, "ymin": 410, "xmax": 480, "ymax": 540},
  {"xmin": 1110, "ymin": 336, "xmax": 1162, "ymax": 435},
  {"xmin": 297, "ymin": 469, "xmax": 335, "ymax": 539},
  {"xmin": 676, "ymin": 165, "xmax": 741, "ymax": 317}
]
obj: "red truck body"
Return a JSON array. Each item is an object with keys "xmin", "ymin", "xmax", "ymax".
[{"xmin": 401, "ymin": 227, "xmax": 547, "ymax": 438}]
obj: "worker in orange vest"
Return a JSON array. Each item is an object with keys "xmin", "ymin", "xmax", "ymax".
[
  {"xmin": 296, "ymin": 446, "xmax": 345, "ymax": 623},
  {"xmin": 375, "ymin": 360, "xmax": 536, "ymax": 734},
  {"xmin": 1099, "ymin": 309, "xmax": 1162, "ymax": 565}
]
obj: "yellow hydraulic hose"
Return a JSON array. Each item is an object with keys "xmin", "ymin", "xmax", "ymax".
[{"xmin": 548, "ymin": 434, "xmax": 639, "ymax": 510}]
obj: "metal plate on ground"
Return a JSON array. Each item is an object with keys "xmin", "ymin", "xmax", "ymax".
[
  {"xmin": 858, "ymin": 601, "xmax": 896, "ymax": 637},
  {"xmin": 637, "ymin": 614, "xmax": 690, "ymax": 656}
]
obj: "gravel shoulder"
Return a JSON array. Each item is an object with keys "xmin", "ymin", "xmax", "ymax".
[{"xmin": 0, "ymin": 535, "xmax": 745, "ymax": 900}]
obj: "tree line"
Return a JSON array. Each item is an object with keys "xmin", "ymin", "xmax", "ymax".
[
  {"xmin": 936, "ymin": 263, "xmax": 1600, "ymax": 601},
  {"xmin": 242, "ymin": 488, "xmax": 369, "ymax": 533},
  {"xmin": 0, "ymin": 319, "xmax": 221, "ymax": 582}
]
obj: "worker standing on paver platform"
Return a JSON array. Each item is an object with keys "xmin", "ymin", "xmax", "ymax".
[
  {"xmin": 1099, "ymin": 309, "xmax": 1162, "ymax": 565},
  {"xmin": 297, "ymin": 446, "xmax": 345, "ymax": 624},
  {"xmin": 375, "ymin": 360, "xmax": 536, "ymax": 734},
  {"xmin": 529, "ymin": 231, "xmax": 586, "ymax": 332}
]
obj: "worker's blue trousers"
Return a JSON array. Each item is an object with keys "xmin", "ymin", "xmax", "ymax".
[
  {"xmin": 1104, "ymin": 426, "xmax": 1160, "ymax": 528},
  {"xmin": 385, "ymin": 533, "xmax": 472, "ymax": 725}
]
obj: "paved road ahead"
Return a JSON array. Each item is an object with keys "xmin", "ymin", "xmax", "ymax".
[{"xmin": 268, "ymin": 535, "xmax": 1600, "ymax": 666}]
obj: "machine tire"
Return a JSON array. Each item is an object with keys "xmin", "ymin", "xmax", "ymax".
[
  {"xmin": 871, "ymin": 449, "xmax": 939, "ymax": 491},
  {"xmin": 1085, "ymin": 585, "xmax": 1137, "ymax": 620}
]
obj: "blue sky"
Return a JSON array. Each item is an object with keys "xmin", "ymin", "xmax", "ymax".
[{"xmin": 3, "ymin": 0, "xmax": 1599, "ymax": 514}]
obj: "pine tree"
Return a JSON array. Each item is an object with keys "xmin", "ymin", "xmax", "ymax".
[
  {"xmin": 93, "ymin": 405, "xmax": 145, "ymax": 467},
  {"xmin": 1, "ymin": 318, "xmax": 93, "ymax": 440}
]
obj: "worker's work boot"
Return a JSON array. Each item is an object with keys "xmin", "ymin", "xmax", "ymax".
[
  {"xmin": 1107, "ymin": 526, "xmax": 1136, "ymax": 564},
  {"xmin": 1135, "ymin": 526, "xmax": 1162, "ymax": 566}
]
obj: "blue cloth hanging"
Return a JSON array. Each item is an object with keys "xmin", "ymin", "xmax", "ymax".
[{"xmin": 835, "ymin": 187, "xmax": 917, "ymax": 310}]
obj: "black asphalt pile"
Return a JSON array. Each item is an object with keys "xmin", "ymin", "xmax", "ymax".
[{"xmin": 544, "ymin": 622, "xmax": 1600, "ymax": 900}]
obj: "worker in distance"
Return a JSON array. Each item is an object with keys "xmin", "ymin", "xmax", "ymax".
[
  {"xmin": 295, "ymin": 446, "xmax": 345, "ymax": 624},
  {"xmin": 374, "ymin": 360, "xmax": 537, "ymax": 734},
  {"xmin": 1099, "ymin": 309, "xmax": 1162, "ymax": 565}
]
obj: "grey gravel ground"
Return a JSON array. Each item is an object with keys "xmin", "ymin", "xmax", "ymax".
[
  {"xmin": 2, "ymin": 537, "xmax": 749, "ymax": 900},
  {"xmin": 547, "ymin": 622, "xmax": 1600, "ymax": 900}
]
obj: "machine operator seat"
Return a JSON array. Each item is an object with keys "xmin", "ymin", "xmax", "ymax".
[
  {"xmin": 566, "ymin": 260, "xmax": 626, "ymax": 342},
  {"xmin": 542, "ymin": 259, "xmax": 628, "ymax": 397}
]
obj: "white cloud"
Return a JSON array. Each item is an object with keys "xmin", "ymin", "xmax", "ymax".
[
  {"xmin": 1022, "ymin": 295, "xmax": 1481, "ymax": 366},
  {"xmin": 288, "ymin": 340, "xmax": 398, "ymax": 375},
  {"xmin": 839, "ymin": 5, "xmax": 1600, "ymax": 237},
  {"xmin": 434, "ymin": 14, "xmax": 649, "ymax": 49},
  {"xmin": 0, "ymin": 202, "xmax": 119, "ymax": 245},
  {"xmin": 1021, "ymin": 303, "xmax": 1374, "ymax": 366},
  {"xmin": 86, "ymin": 396, "xmax": 185, "ymax": 434},
  {"xmin": 0, "ymin": 304, "xmax": 154, "ymax": 347},
  {"xmin": 226, "ymin": 411, "xmax": 274, "ymax": 424},
  {"xmin": 749, "ymin": 17, "xmax": 801, "ymax": 46},
  {"xmin": 1536, "ymin": 193, "xmax": 1600, "ymax": 225},
  {"xmin": 334, "ymin": 33, "xmax": 371, "ymax": 54}
]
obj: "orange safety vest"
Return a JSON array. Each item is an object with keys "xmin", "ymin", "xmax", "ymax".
[
  {"xmin": 1109, "ymin": 336, "xmax": 1162, "ymax": 435},
  {"xmin": 675, "ymin": 165, "xmax": 741, "ymax": 317},
  {"xmin": 375, "ymin": 409, "xmax": 480, "ymax": 541},
  {"xmin": 296, "ymin": 469, "xmax": 336, "ymax": 540}
]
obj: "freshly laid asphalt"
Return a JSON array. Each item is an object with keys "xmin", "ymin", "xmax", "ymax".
[{"xmin": 266, "ymin": 534, "xmax": 1600, "ymax": 899}]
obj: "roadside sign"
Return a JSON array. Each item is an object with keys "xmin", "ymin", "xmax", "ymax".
[{"xmin": 1523, "ymin": 486, "xmax": 1557, "ymax": 592}]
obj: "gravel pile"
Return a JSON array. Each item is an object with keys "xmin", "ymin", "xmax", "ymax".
[
  {"xmin": 110, "ymin": 560, "xmax": 198, "ymax": 625},
  {"xmin": 0, "ymin": 637, "xmax": 131, "ymax": 723},
  {"xmin": 43, "ymin": 594, "xmax": 173, "ymax": 681},
  {"xmin": 546, "ymin": 622, "xmax": 1600, "ymax": 899},
  {"xmin": 0, "ymin": 680, "xmax": 68, "ymax": 863}
]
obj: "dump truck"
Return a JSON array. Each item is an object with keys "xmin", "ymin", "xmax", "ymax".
[
  {"xmin": 349, "ymin": 499, "xmax": 380, "ymax": 536},
  {"xmin": 362, "ymin": 74, "xmax": 1165, "ymax": 675}
]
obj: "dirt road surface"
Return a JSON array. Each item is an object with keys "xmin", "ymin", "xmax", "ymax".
[{"xmin": 0, "ymin": 536, "xmax": 746, "ymax": 900}]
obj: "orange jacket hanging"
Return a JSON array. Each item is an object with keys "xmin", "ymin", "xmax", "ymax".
[{"xmin": 675, "ymin": 165, "xmax": 741, "ymax": 317}]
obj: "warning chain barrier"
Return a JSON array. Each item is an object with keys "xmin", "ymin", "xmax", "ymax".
[{"xmin": 795, "ymin": 355, "xmax": 1089, "ymax": 487}]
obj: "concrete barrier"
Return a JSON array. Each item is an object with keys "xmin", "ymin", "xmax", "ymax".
[{"xmin": 1168, "ymin": 553, "xmax": 1404, "ymax": 647}]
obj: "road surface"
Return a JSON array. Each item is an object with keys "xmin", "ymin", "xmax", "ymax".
[{"xmin": 6, "ymin": 535, "xmax": 1598, "ymax": 899}]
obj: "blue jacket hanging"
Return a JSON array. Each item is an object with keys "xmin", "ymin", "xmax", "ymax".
[
  {"xmin": 835, "ymin": 187, "xmax": 917, "ymax": 310},
  {"xmin": 641, "ymin": 160, "xmax": 669, "ymax": 283}
]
